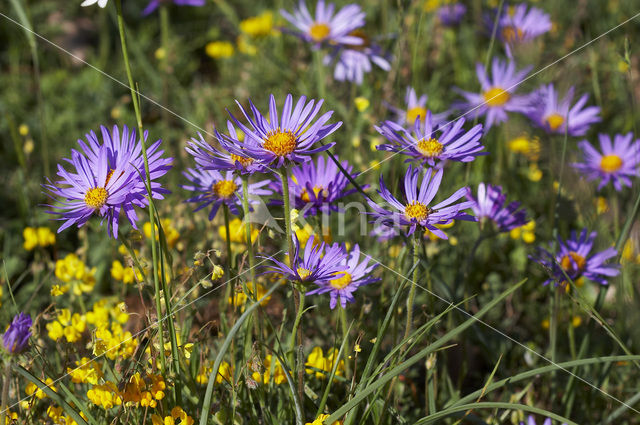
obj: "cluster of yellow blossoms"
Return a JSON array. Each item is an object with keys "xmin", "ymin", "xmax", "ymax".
[
  {"xmin": 229, "ymin": 281, "xmax": 271, "ymax": 311},
  {"xmin": 47, "ymin": 406, "xmax": 86, "ymax": 425},
  {"xmin": 52, "ymin": 253, "xmax": 96, "ymax": 296},
  {"xmin": 143, "ymin": 219, "xmax": 180, "ymax": 249},
  {"xmin": 305, "ymin": 414, "xmax": 341, "ymax": 425},
  {"xmin": 151, "ymin": 407, "xmax": 194, "ymax": 425},
  {"xmin": 305, "ymin": 347, "xmax": 345, "ymax": 379},
  {"xmin": 252, "ymin": 354, "xmax": 288, "ymax": 385},
  {"xmin": 206, "ymin": 11, "xmax": 277, "ymax": 59},
  {"xmin": 507, "ymin": 135, "xmax": 543, "ymax": 182},
  {"xmin": 23, "ymin": 226, "xmax": 55, "ymax": 250},
  {"xmin": 87, "ymin": 372, "xmax": 168, "ymax": 410},
  {"xmin": 509, "ymin": 221, "xmax": 536, "ymax": 244},
  {"xmin": 68, "ymin": 357, "xmax": 103, "ymax": 385}
]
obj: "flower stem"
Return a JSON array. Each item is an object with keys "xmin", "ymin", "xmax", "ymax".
[
  {"xmin": 404, "ymin": 232, "xmax": 421, "ymax": 342},
  {"xmin": 223, "ymin": 204, "xmax": 234, "ymax": 308},
  {"xmin": 0, "ymin": 361, "xmax": 10, "ymax": 425},
  {"xmin": 313, "ymin": 49, "xmax": 326, "ymax": 100},
  {"xmin": 241, "ymin": 175, "xmax": 256, "ymax": 286}
]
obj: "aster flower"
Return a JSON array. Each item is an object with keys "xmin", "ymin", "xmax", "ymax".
[
  {"xmin": 531, "ymin": 229, "xmax": 619, "ymax": 287},
  {"xmin": 492, "ymin": 4, "xmax": 552, "ymax": 45},
  {"xmin": 280, "ymin": 0, "xmax": 365, "ymax": 46},
  {"xmin": 182, "ymin": 168, "xmax": 272, "ymax": 220},
  {"xmin": 325, "ymin": 31, "xmax": 391, "ymax": 85},
  {"xmin": 528, "ymin": 84, "xmax": 601, "ymax": 136},
  {"xmin": 263, "ymin": 235, "xmax": 348, "ymax": 284},
  {"xmin": 466, "ymin": 183, "xmax": 528, "ymax": 232},
  {"xmin": 572, "ymin": 133, "xmax": 640, "ymax": 191},
  {"xmin": 387, "ymin": 87, "xmax": 448, "ymax": 128},
  {"xmin": 437, "ymin": 3, "xmax": 467, "ymax": 26},
  {"xmin": 455, "ymin": 57, "xmax": 532, "ymax": 129},
  {"xmin": 3, "ymin": 313, "xmax": 32, "ymax": 354},
  {"xmin": 271, "ymin": 155, "xmax": 360, "ymax": 216},
  {"xmin": 44, "ymin": 125, "xmax": 172, "ymax": 238},
  {"xmin": 81, "ymin": 0, "xmax": 108, "ymax": 7},
  {"xmin": 306, "ymin": 244, "xmax": 379, "ymax": 309},
  {"xmin": 229, "ymin": 94, "xmax": 341, "ymax": 168},
  {"xmin": 368, "ymin": 166, "xmax": 475, "ymax": 237},
  {"xmin": 375, "ymin": 113, "xmax": 485, "ymax": 167},
  {"xmin": 142, "ymin": 0, "xmax": 205, "ymax": 16}
]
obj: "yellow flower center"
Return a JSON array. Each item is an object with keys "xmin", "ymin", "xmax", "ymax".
[
  {"xmin": 545, "ymin": 113, "xmax": 565, "ymax": 131},
  {"xmin": 560, "ymin": 251, "xmax": 586, "ymax": 272},
  {"xmin": 84, "ymin": 187, "xmax": 108, "ymax": 210},
  {"xmin": 416, "ymin": 138, "xmax": 444, "ymax": 158},
  {"xmin": 301, "ymin": 186, "xmax": 327, "ymax": 202},
  {"xmin": 600, "ymin": 154, "xmax": 623, "ymax": 173},
  {"xmin": 309, "ymin": 22, "xmax": 330, "ymax": 42},
  {"xmin": 297, "ymin": 267, "xmax": 312, "ymax": 281},
  {"xmin": 502, "ymin": 26, "xmax": 524, "ymax": 43},
  {"xmin": 483, "ymin": 87, "xmax": 510, "ymax": 107},
  {"xmin": 263, "ymin": 129, "xmax": 297, "ymax": 156},
  {"xmin": 230, "ymin": 154, "xmax": 254, "ymax": 167},
  {"xmin": 212, "ymin": 180, "xmax": 238, "ymax": 198},
  {"xmin": 405, "ymin": 201, "xmax": 430, "ymax": 221},
  {"xmin": 406, "ymin": 106, "xmax": 427, "ymax": 124},
  {"xmin": 330, "ymin": 272, "xmax": 352, "ymax": 290}
]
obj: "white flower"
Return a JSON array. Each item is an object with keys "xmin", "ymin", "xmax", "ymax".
[{"xmin": 81, "ymin": 0, "xmax": 108, "ymax": 7}]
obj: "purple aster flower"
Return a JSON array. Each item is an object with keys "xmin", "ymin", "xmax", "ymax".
[
  {"xmin": 370, "ymin": 222, "xmax": 399, "ymax": 242},
  {"xmin": 466, "ymin": 183, "xmax": 528, "ymax": 232},
  {"xmin": 3, "ymin": 313, "xmax": 32, "ymax": 354},
  {"xmin": 528, "ymin": 84, "xmax": 601, "ymax": 136},
  {"xmin": 325, "ymin": 31, "xmax": 391, "ymax": 85},
  {"xmin": 455, "ymin": 57, "xmax": 532, "ymax": 129},
  {"xmin": 44, "ymin": 125, "xmax": 172, "ymax": 238},
  {"xmin": 572, "ymin": 133, "xmax": 640, "ymax": 191},
  {"xmin": 375, "ymin": 113, "xmax": 485, "ymax": 167},
  {"xmin": 270, "ymin": 155, "xmax": 360, "ymax": 216},
  {"xmin": 228, "ymin": 94, "xmax": 341, "ymax": 168},
  {"xmin": 531, "ymin": 229, "xmax": 619, "ymax": 287},
  {"xmin": 491, "ymin": 4, "xmax": 552, "ymax": 45},
  {"xmin": 306, "ymin": 244, "xmax": 379, "ymax": 309},
  {"xmin": 280, "ymin": 0, "xmax": 365, "ymax": 46},
  {"xmin": 368, "ymin": 166, "xmax": 475, "ymax": 238},
  {"xmin": 263, "ymin": 235, "xmax": 348, "ymax": 284},
  {"xmin": 181, "ymin": 168, "xmax": 272, "ymax": 220},
  {"xmin": 386, "ymin": 87, "xmax": 448, "ymax": 128},
  {"xmin": 142, "ymin": 0, "xmax": 205, "ymax": 16},
  {"xmin": 437, "ymin": 3, "xmax": 467, "ymax": 26}
]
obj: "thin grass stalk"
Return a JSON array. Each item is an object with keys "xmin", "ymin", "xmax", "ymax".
[
  {"xmin": 404, "ymin": 232, "xmax": 421, "ymax": 341},
  {"xmin": 223, "ymin": 204, "xmax": 235, "ymax": 310},
  {"xmin": 241, "ymin": 175, "xmax": 257, "ymax": 286}
]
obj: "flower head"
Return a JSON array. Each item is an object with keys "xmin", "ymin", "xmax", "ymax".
[
  {"xmin": 521, "ymin": 415, "xmax": 566, "ymax": 425},
  {"xmin": 143, "ymin": 0, "xmax": 205, "ymax": 16},
  {"xmin": 572, "ymin": 133, "xmax": 640, "ymax": 191},
  {"xmin": 229, "ymin": 94, "xmax": 341, "ymax": 168},
  {"xmin": 3, "ymin": 313, "xmax": 32, "ymax": 354},
  {"xmin": 528, "ymin": 84, "xmax": 601, "ymax": 136},
  {"xmin": 492, "ymin": 4, "xmax": 551, "ymax": 45},
  {"xmin": 437, "ymin": 3, "xmax": 467, "ymax": 26},
  {"xmin": 325, "ymin": 31, "xmax": 391, "ymax": 85},
  {"xmin": 306, "ymin": 244, "xmax": 379, "ymax": 309},
  {"xmin": 466, "ymin": 183, "xmax": 528, "ymax": 232},
  {"xmin": 387, "ymin": 87, "xmax": 449, "ymax": 128},
  {"xmin": 375, "ymin": 114, "xmax": 485, "ymax": 167},
  {"xmin": 368, "ymin": 166, "xmax": 475, "ymax": 237}
]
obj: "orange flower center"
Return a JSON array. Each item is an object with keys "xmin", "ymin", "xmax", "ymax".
[
  {"xmin": 600, "ymin": 154, "xmax": 623, "ymax": 173},
  {"xmin": 301, "ymin": 186, "xmax": 328, "ymax": 202},
  {"xmin": 502, "ymin": 26, "xmax": 524, "ymax": 43},
  {"xmin": 263, "ymin": 129, "xmax": 297, "ymax": 156},
  {"xmin": 212, "ymin": 180, "xmax": 238, "ymax": 198},
  {"xmin": 483, "ymin": 87, "xmax": 510, "ymax": 107},
  {"xmin": 309, "ymin": 22, "xmax": 330, "ymax": 42},
  {"xmin": 405, "ymin": 201, "xmax": 430, "ymax": 221},
  {"xmin": 230, "ymin": 154, "xmax": 254, "ymax": 167},
  {"xmin": 560, "ymin": 251, "xmax": 586, "ymax": 272},
  {"xmin": 330, "ymin": 272, "xmax": 353, "ymax": 290},
  {"xmin": 416, "ymin": 138, "xmax": 443, "ymax": 158},
  {"xmin": 545, "ymin": 113, "xmax": 565, "ymax": 131}
]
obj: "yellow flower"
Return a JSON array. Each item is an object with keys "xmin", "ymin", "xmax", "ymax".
[
  {"xmin": 68, "ymin": 357, "xmax": 104, "ymax": 385},
  {"xmin": 239, "ymin": 11, "xmax": 275, "ymax": 37},
  {"xmin": 294, "ymin": 223, "xmax": 331, "ymax": 249},
  {"xmin": 510, "ymin": 221, "xmax": 535, "ymax": 244},
  {"xmin": 424, "ymin": 220, "xmax": 455, "ymax": 241},
  {"xmin": 51, "ymin": 284, "xmax": 70, "ymax": 297},
  {"xmin": 306, "ymin": 414, "xmax": 341, "ymax": 425},
  {"xmin": 25, "ymin": 378, "xmax": 56, "ymax": 399},
  {"xmin": 46, "ymin": 320, "xmax": 64, "ymax": 341},
  {"xmin": 196, "ymin": 361, "xmax": 213, "ymax": 385},
  {"xmin": 596, "ymin": 197, "xmax": 609, "ymax": 215},
  {"xmin": 229, "ymin": 282, "xmax": 271, "ymax": 311},
  {"xmin": 219, "ymin": 218, "xmax": 259, "ymax": 245},
  {"xmin": 527, "ymin": 163, "xmax": 543, "ymax": 182},
  {"xmin": 305, "ymin": 347, "xmax": 345, "ymax": 379},
  {"xmin": 23, "ymin": 227, "xmax": 55, "ymax": 250},
  {"xmin": 206, "ymin": 41, "xmax": 235, "ymax": 59},
  {"xmin": 87, "ymin": 381, "xmax": 122, "ymax": 409},
  {"xmin": 354, "ymin": 97, "xmax": 370, "ymax": 112},
  {"xmin": 215, "ymin": 361, "xmax": 235, "ymax": 384},
  {"xmin": 121, "ymin": 372, "xmax": 166, "ymax": 408},
  {"xmin": 252, "ymin": 354, "xmax": 287, "ymax": 385},
  {"xmin": 618, "ymin": 60, "xmax": 630, "ymax": 73},
  {"xmin": 18, "ymin": 124, "xmax": 29, "ymax": 136},
  {"xmin": 212, "ymin": 264, "xmax": 225, "ymax": 281},
  {"xmin": 507, "ymin": 135, "xmax": 540, "ymax": 161},
  {"xmin": 143, "ymin": 219, "xmax": 180, "ymax": 248},
  {"xmin": 111, "ymin": 260, "xmax": 142, "ymax": 284}
]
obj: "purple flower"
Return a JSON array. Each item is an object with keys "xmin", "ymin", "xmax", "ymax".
[
  {"xmin": 3, "ymin": 313, "xmax": 32, "ymax": 354},
  {"xmin": 271, "ymin": 155, "xmax": 360, "ymax": 216},
  {"xmin": 531, "ymin": 229, "xmax": 619, "ymax": 287},
  {"xmin": 528, "ymin": 84, "xmax": 601, "ymax": 136},
  {"xmin": 437, "ymin": 3, "xmax": 467, "ymax": 26},
  {"xmin": 44, "ymin": 125, "xmax": 172, "ymax": 238},
  {"xmin": 182, "ymin": 168, "xmax": 272, "ymax": 220},
  {"xmin": 306, "ymin": 244, "xmax": 379, "ymax": 309},
  {"xmin": 572, "ymin": 133, "xmax": 640, "ymax": 191},
  {"xmin": 466, "ymin": 183, "xmax": 528, "ymax": 232},
  {"xmin": 143, "ymin": 0, "xmax": 205, "ymax": 16},
  {"xmin": 263, "ymin": 235, "xmax": 348, "ymax": 284},
  {"xmin": 375, "ymin": 113, "xmax": 485, "ymax": 167},
  {"xmin": 325, "ymin": 31, "xmax": 391, "ymax": 85},
  {"xmin": 228, "ymin": 94, "xmax": 341, "ymax": 168},
  {"xmin": 492, "ymin": 4, "xmax": 552, "ymax": 45},
  {"xmin": 368, "ymin": 166, "xmax": 475, "ymax": 238},
  {"xmin": 455, "ymin": 57, "xmax": 532, "ymax": 129},
  {"xmin": 387, "ymin": 87, "xmax": 449, "ymax": 128},
  {"xmin": 280, "ymin": 0, "xmax": 365, "ymax": 46},
  {"xmin": 522, "ymin": 415, "xmax": 566, "ymax": 425}
]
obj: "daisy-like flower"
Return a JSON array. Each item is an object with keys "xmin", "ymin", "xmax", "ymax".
[
  {"xmin": 81, "ymin": 0, "xmax": 108, "ymax": 7},
  {"xmin": 44, "ymin": 125, "xmax": 172, "ymax": 238},
  {"xmin": 531, "ymin": 229, "xmax": 619, "ymax": 287},
  {"xmin": 455, "ymin": 57, "xmax": 532, "ymax": 129},
  {"xmin": 325, "ymin": 31, "xmax": 391, "ymax": 85},
  {"xmin": 3, "ymin": 313, "xmax": 32, "ymax": 354},
  {"xmin": 437, "ymin": 3, "xmax": 467, "ymax": 26},
  {"xmin": 375, "ymin": 113, "xmax": 485, "ymax": 167},
  {"xmin": 306, "ymin": 244, "xmax": 379, "ymax": 309},
  {"xmin": 281, "ymin": 0, "xmax": 365, "ymax": 46},
  {"xmin": 572, "ymin": 133, "xmax": 640, "ymax": 191},
  {"xmin": 387, "ymin": 87, "xmax": 448, "ymax": 127},
  {"xmin": 142, "ymin": 0, "xmax": 205, "ymax": 16},
  {"xmin": 263, "ymin": 235, "xmax": 347, "ymax": 284},
  {"xmin": 271, "ymin": 155, "xmax": 359, "ymax": 216},
  {"xmin": 229, "ymin": 94, "xmax": 341, "ymax": 168},
  {"xmin": 528, "ymin": 84, "xmax": 601, "ymax": 136},
  {"xmin": 466, "ymin": 183, "xmax": 528, "ymax": 232},
  {"xmin": 368, "ymin": 166, "xmax": 475, "ymax": 237},
  {"xmin": 181, "ymin": 168, "xmax": 272, "ymax": 220},
  {"xmin": 492, "ymin": 4, "xmax": 551, "ymax": 45}
]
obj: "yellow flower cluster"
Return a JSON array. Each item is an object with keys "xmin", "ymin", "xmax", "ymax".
[
  {"xmin": 206, "ymin": 41, "xmax": 234, "ymax": 59},
  {"xmin": 252, "ymin": 354, "xmax": 287, "ymax": 385},
  {"xmin": 151, "ymin": 407, "xmax": 195, "ymax": 425},
  {"xmin": 121, "ymin": 372, "xmax": 167, "ymax": 408},
  {"xmin": 622, "ymin": 239, "xmax": 640, "ymax": 264},
  {"xmin": 87, "ymin": 381, "xmax": 122, "ymax": 409},
  {"xmin": 229, "ymin": 281, "xmax": 271, "ymax": 311},
  {"xmin": 207, "ymin": 11, "xmax": 277, "ymax": 59},
  {"xmin": 47, "ymin": 405, "xmax": 85, "ymax": 425},
  {"xmin": 240, "ymin": 11, "xmax": 275, "ymax": 38},
  {"xmin": 215, "ymin": 361, "xmax": 235, "ymax": 384},
  {"xmin": 21, "ymin": 378, "xmax": 56, "ymax": 409},
  {"xmin": 294, "ymin": 223, "xmax": 331, "ymax": 249},
  {"xmin": 68, "ymin": 357, "xmax": 104, "ymax": 385},
  {"xmin": 143, "ymin": 219, "xmax": 180, "ymax": 249},
  {"xmin": 23, "ymin": 226, "xmax": 55, "ymax": 250},
  {"xmin": 507, "ymin": 135, "xmax": 540, "ymax": 161},
  {"xmin": 111, "ymin": 259, "xmax": 143, "ymax": 284},
  {"xmin": 219, "ymin": 218, "xmax": 259, "ymax": 246},
  {"xmin": 93, "ymin": 321, "xmax": 138, "ymax": 360},
  {"xmin": 305, "ymin": 347, "xmax": 345, "ymax": 379},
  {"xmin": 305, "ymin": 414, "xmax": 341, "ymax": 425},
  {"xmin": 196, "ymin": 360, "xmax": 213, "ymax": 385},
  {"xmin": 54, "ymin": 253, "xmax": 96, "ymax": 295},
  {"xmin": 46, "ymin": 309, "xmax": 86, "ymax": 343},
  {"xmin": 509, "ymin": 221, "xmax": 536, "ymax": 243}
]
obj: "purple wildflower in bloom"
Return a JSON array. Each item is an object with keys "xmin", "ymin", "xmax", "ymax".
[
  {"xmin": 263, "ymin": 235, "xmax": 348, "ymax": 284},
  {"xmin": 492, "ymin": 4, "xmax": 551, "ymax": 45},
  {"xmin": 143, "ymin": 0, "xmax": 205, "ymax": 16},
  {"xmin": 370, "ymin": 222, "xmax": 399, "ymax": 242},
  {"xmin": 44, "ymin": 125, "xmax": 172, "ymax": 238},
  {"xmin": 387, "ymin": 87, "xmax": 448, "ymax": 128},
  {"xmin": 306, "ymin": 244, "xmax": 379, "ymax": 309},
  {"xmin": 368, "ymin": 166, "xmax": 475, "ymax": 238},
  {"xmin": 375, "ymin": 113, "xmax": 485, "ymax": 167},
  {"xmin": 466, "ymin": 183, "xmax": 528, "ymax": 232},
  {"xmin": 229, "ymin": 94, "xmax": 341, "ymax": 168},
  {"xmin": 531, "ymin": 229, "xmax": 619, "ymax": 287},
  {"xmin": 3, "ymin": 313, "xmax": 32, "ymax": 354},
  {"xmin": 437, "ymin": 3, "xmax": 467, "ymax": 26},
  {"xmin": 280, "ymin": 0, "xmax": 365, "ymax": 46},
  {"xmin": 182, "ymin": 168, "xmax": 272, "ymax": 220},
  {"xmin": 528, "ymin": 84, "xmax": 601, "ymax": 136},
  {"xmin": 455, "ymin": 57, "xmax": 532, "ymax": 129},
  {"xmin": 572, "ymin": 133, "xmax": 640, "ymax": 191},
  {"xmin": 271, "ymin": 155, "xmax": 360, "ymax": 216},
  {"xmin": 325, "ymin": 31, "xmax": 391, "ymax": 85}
]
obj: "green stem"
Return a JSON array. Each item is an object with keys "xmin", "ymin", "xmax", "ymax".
[
  {"xmin": 313, "ymin": 49, "xmax": 326, "ymax": 100},
  {"xmin": 241, "ymin": 175, "xmax": 256, "ymax": 285},
  {"xmin": 339, "ymin": 307, "xmax": 351, "ymax": 378},
  {"xmin": 404, "ymin": 232, "xmax": 420, "ymax": 342},
  {"xmin": 0, "ymin": 362, "xmax": 10, "ymax": 425},
  {"xmin": 223, "ymin": 204, "xmax": 234, "ymax": 308}
]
